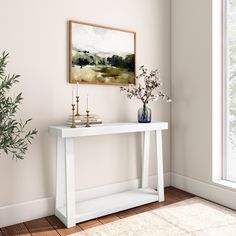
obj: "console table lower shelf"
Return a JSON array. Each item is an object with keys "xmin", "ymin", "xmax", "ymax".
[{"xmin": 56, "ymin": 188, "xmax": 158, "ymax": 224}]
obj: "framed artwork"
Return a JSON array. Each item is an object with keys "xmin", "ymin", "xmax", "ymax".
[{"xmin": 69, "ymin": 20, "xmax": 136, "ymax": 85}]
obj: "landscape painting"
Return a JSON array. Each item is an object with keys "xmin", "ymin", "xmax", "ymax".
[{"xmin": 69, "ymin": 21, "xmax": 136, "ymax": 85}]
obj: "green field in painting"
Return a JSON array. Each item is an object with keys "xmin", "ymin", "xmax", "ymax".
[
  {"xmin": 71, "ymin": 48, "xmax": 135, "ymax": 84},
  {"xmin": 72, "ymin": 65, "xmax": 134, "ymax": 84}
]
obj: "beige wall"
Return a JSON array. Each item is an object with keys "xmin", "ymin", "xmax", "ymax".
[
  {"xmin": 0, "ymin": 0, "xmax": 171, "ymax": 207},
  {"xmin": 171, "ymin": 0, "xmax": 212, "ymax": 182}
]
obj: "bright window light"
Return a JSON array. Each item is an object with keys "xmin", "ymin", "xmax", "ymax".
[{"xmin": 224, "ymin": 0, "xmax": 236, "ymax": 182}]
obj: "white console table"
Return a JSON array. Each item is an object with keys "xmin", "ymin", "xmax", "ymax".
[{"xmin": 49, "ymin": 122, "xmax": 168, "ymax": 228}]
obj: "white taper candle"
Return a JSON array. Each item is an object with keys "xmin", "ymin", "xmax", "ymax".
[
  {"xmin": 72, "ymin": 88, "xmax": 75, "ymax": 104},
  {"xmin": 76, "ymin": 82, "xmax": 80, "ymax": 96},
  {"xmin": 87, "ymin": 94, "xmax": 89, "ymax": 110}
]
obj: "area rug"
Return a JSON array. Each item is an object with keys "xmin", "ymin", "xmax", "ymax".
[{"xmin": 72, "ymin": 197, "xmax": 236, "ymax": 236}]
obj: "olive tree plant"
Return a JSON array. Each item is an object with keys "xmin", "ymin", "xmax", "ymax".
[{"xmin": 0, "ymin": 51, "xmax": 37, "ymax": 160}]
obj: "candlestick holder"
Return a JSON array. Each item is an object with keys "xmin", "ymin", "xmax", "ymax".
[
  {"xmin": 75, "ymin": 96, "xmax": 80, "ymax": 117},
  {"xmin": 71, "ymin": 104, "xmax": 76, "ymax": 128},
  {"xmin": 85, "ymin": 110, "xmax": 91, "ymax": 127}
]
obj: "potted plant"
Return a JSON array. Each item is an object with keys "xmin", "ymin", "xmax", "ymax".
[
  {"xmin": 120, "ymin": 66, "xmax": 171, "ymax": 123},
  {"xmin": 0, "ymin": 51, "xmax": 37, "ymax": 160}
]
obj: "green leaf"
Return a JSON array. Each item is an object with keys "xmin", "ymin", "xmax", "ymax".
[{"xmin": 0, "ymin": 51, "xmax": 38, "ymax": 160}]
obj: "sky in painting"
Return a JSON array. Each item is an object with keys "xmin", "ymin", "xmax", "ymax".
[{"xmin": 72, "ymin": 23, "xmax": 134, "ymax": 57}]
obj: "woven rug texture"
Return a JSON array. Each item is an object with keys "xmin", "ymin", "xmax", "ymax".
[{"xmin": 71, "ymin": 197, "xmax": 236, "ymax": 236}]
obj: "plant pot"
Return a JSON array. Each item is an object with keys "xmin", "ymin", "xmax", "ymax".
[{"xmin": 138, "ymin": 104, "xmax": 151, "ymax": 123}]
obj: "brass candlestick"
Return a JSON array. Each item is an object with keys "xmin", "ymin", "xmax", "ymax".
[
  {"xmin": 85, "ymin": 110, "xmax": 91, "ymax": 127},
  {"xmin": 75, "ymin": 96, "xmax": 80, "ymax": 117},
  {"xmin": 71, "ymin": 104, "xmax": 76, "ymax": 128}
]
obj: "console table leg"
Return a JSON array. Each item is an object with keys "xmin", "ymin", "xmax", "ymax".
[
  {"xmin": 155, "ymin": 130, "xmax": 164, "ymax": 201},
  {"xmin": 65, "ymin": 138, "xmax": 76, "ymax": 227},
  {"xmin": 56, "ymin": 137, "xmax": 66, "ymax": 210},
  {"xmin": 141, "ymin": 131, "xmax": 150, "ymax": 188}
]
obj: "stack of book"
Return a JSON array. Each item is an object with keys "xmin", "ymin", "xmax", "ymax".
[{"xmin": 66, "ymin": 114, "xmax": 102, "ymax": 126}]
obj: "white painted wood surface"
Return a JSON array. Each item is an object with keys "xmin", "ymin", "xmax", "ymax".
[
  {"xmin": 141, "ymin": 131, "xmax": 150, "ymax": 188},
  {"xmin": 58, "ymin": 188, "xmax": 158, "ymax": 223},
  {"xmin": 49, "ymin": 122, "xmax": 168, "ymax": 138},
  {"xmin": 49, "ymin": 122, "xmax": 168, "ymax": 227},
  {"xmin": 65, "ymin": 138, "xmax": 76, "ymax": 227},
  {"xmin": 56, "ymin": 137, "xmax": 66, "ymax": 210},
  {"xmin": 156, "ymin": 130, "xmax": 165, "ymax": 201}
]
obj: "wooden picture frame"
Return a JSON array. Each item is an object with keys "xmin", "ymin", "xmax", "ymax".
[{"xmin": 69, "ymin": 20, "xmax": 136, "ymax": 86}]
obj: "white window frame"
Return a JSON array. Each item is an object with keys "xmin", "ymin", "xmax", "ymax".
[
  {"xmin": 213, "ymin": 0, "xmax": 236, "ymax": 188},
  {"xmin": 222, "ymin": 0, "xmax": 236, "ymax": 183},
  {"xmin": 212, "ymin": 0, "xmax": 224, "ymax": 183},
  {"xmin": 222, "ymin": 0, "xmax": 229, "ymax": 181}
]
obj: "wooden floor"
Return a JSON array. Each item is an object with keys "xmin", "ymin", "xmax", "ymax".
[{"xmin": 0, "ymin": 187, "xmax": 194, "ymax": 236}]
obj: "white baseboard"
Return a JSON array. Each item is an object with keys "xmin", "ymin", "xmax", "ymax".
[
  {"xmin": 171, "ymin": 172, "xmax": 236, "ymax": 210},
  {"xmin": 0, "ymin": 197, "xmax": 55, "ymax": 228},
  {"xmin": 0, "ymin": 172, "xmax": 171, "ymax": 228}
]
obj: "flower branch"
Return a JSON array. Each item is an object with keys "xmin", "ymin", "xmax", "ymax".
[{"xmin": 120, "ymin": 66, "xmax": 171, "ymax": 105}]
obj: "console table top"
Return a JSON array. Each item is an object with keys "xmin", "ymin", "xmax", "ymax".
[{"xmin": 49, "ymin": 122, "xmax": 168, "ymax": 138}]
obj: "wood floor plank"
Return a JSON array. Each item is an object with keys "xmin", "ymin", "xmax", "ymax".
[
  {"xmin": 46, "ymin": 215, "xmax": 82, "ymax": 236},
  {"xmin": 167, "ymin": 187, "xmax": 195, "ymax": 199},
  {"xmin": 78, "ymin": 219, "xmax": 102, "ymax": 230},
  {"xmin": 132, "ymin": 205, "xmax": 151, "ymax": 214},
  {"xmin": 98, "ymin": 214, "xmax": 120, "ymax": 224},
  {"xmin": 146, "ymin": 201, "xmax": 166, "ymax": 210},
  {"xmin": 116, "ymin": 209, "xmax": 136, "ymax": 219},
  {"xmin": 1, "ymin": 223, "xmax": 30, "ymax": 236},
  {"xmin": 165, "ymin": 191, "xmax": 185, "ymax": 203},
  {"xmin": 147, "ymin": 188, "xmax": 194, "ymax": 210},
  {"xmin": 25, "ymin": 218, "xmax": 59, "ymax": 236}
]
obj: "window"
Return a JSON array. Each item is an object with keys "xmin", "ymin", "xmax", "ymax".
[{"xmin": 223, "ymin": 0, "xmax": 236, "ymax": 182}]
